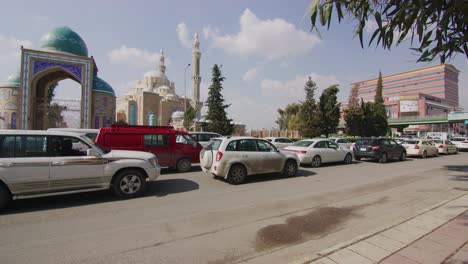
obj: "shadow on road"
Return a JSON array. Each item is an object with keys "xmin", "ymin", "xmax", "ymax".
[
  {"xmin": 445, "ymin": 165, "xmax": 468, "ymax": 183},
  {"xmin": 1, "ymin": 179, "xmax": 199, "ymax": 215},
  {"xmin": 239, "ymin": 170, "xmax": 317, "ymax": 184}
]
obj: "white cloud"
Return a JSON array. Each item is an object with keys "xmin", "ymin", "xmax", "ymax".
[
  {"xmin": 107, "ymin": 46, "xmax": 170, "ymax": 68},
  {"xmin": 176, "ymin": 22, "xmax": 191, "ymax": 48},
  {"xmin": 205, "ymin": 9, "xmax": 320, "ymax": 61},
  {"xmin": 261, "ymin": 73, "xmax": 340, "ymax": 102},
  {"xmin": 0, "ymin": 35, "xmax": 33, "ymax": 78},
  {"xmin": 242, "ymin": 67, "xmax": 259, "ymax": 82}
]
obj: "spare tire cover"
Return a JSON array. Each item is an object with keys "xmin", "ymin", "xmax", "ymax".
[{"xmin": 200, "ymin": 149, "xmax": 213, "ymax": 169}]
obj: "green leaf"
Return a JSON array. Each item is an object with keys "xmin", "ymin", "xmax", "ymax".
[{"xmin": 375, "ymin": 12, "xmax": 382, "ymax": 27}]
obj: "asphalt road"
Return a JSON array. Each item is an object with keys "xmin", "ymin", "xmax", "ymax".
[{"xmin": 1, "ymin": 153, "xmax": 467, "ymax": 264}]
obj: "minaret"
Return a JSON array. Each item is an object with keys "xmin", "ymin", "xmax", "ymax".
[
  {"xmin": 192, "ymin": 33, "xmax": 202, "ymax": 118},
  {"xmin": 159, "ymin": 49, "xmax": 166, "ymax": 73}
]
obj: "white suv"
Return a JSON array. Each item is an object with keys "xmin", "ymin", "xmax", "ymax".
[
  {"xmin": 0, "ymin": 130, "xmax": 161, "ymax": 209},
  {"xmin": 199, "ymin": 137, "xmax": 300, "ymax": 184}
]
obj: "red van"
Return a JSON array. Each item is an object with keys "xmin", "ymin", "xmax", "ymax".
[{"xmin": 95, "ymin": 125, "xmax": 202, "ymax": 172}]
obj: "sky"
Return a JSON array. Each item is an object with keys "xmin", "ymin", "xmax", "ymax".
[{"xmin": 1, "ymin": 0, "xmax": 467, "ymax": 129}]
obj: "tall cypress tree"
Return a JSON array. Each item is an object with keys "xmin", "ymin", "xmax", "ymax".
[
  {"xmin": 204, "ymin": 64, "xmax": 233, "ymax": 135},
  {"xmin": 373, "ymin": 71, "xmax": 388, "ymax": 136},
  {"xmin": 298, "ymin": 77, "xmax": 320, "ymax": 138},
  {"xmin": 344, "ymin": 83, "xmax": 363, "ymax": 136},
  {"xmin": 319, "ymin": 85, "xmax": 341, "ymax": 137}
]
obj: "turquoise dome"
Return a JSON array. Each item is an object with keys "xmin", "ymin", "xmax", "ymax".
[
  {"xmin": 93, "ymin": 77, "xmax": 115, "ymax": 95},
  {"xmin": 0, "ymin": 69, "xmax": 21, "ymax": 87},
  {"xmin": 40, "ymin": 26, "xmax": 88, "ymax": 57}
]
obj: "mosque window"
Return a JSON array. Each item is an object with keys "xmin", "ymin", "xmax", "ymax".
[
  {"xmin": 11, "ymin": 112, "xmax": 16, "ymax": 129},
  {"xmin": 12, "ymin": 90, "xmax": 18, "ymax": 96},
  {"xmin": 95, "ymin": 116, "xmax": 100, "ymax": 128},
  {"xmin": 3, "ymin": 112, "xmax": 9, "ymax": 129},
  {"xmin": 103, "ymin": 97, "xmax": 108, "ymax": 107},
  {"xmin": 95, "ymin": 96, "xmax": 100, "ymax": 102}
]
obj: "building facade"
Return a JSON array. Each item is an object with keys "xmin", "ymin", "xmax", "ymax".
[
  {"xmin": 0, "ymin": 26, "xmax": 116, "ymax": 129},
  {"xmin": 116, "ymin": 34, "xmax": 202, "ymax": 127}
]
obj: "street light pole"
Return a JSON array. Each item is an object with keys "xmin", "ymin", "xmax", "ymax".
[{"xmin": 184, "ymin": 63, "xmax": 191, "ymax": 113}]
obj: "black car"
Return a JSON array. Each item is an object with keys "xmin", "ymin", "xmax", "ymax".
[{"xmin": 353, "ymin": 137, "xmax": 407, "ymax": 163}]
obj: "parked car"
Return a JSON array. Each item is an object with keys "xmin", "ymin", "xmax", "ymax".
[
  {"xmin": 283, "ymin": 139, "xmax": 353, "ymax": 167},
  {"xmin": 47, "ymin": 128, "xmax": 99, "ymax": 141},
  {"xmin": 199, "ymin": 137, "xmax": 299, "ymax": 184},
  {"xmin": 95, "ymin": 125, "xmax": 202, "ymax": 172},
  {"xmin": 353, "ymin": 138, "xmax": 407, "ymax": 163},
  {"xmin": 401, "ymin": 139, "xmax": 438, "ymax": 158},
  {"xmin": 328, "ymin": 137, "xmax": 352, "ymax": 150},
  {"xmin": 430, "ymin": 139, "xmax": 458, "ymax": 155},
  {"xmin": 189, "ymin": 132, "xmax": 222, "ymax": 148},
  {"xmin": 0, "ymin": 130, "xmax": 161, "ymax": 209},
  {"xmin": 263, "ymin": 137, "xmax": 294, "ymax": 149},
  {"xmin": 451, "ymin": 137, "xmax": 468, "ymax": 151},
  {"xmin": 393, "ymin": 138, "xmax": 407, "ymax": 144}
]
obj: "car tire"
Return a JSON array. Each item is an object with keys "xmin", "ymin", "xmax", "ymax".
[
  {"xmin": 344, "ymin": 153, "xmax": 353, "ymax": 165},
  {"xmin": 354, "ymin": 156, "xmax": 361, "ymax": 161},
  {"xmin": 399, "ymin": 151, "xmax": 407, "ymax": 161},
  {"xmin": 435, "ymin": 151, "xmax": 439, "ymax": 157},
  {"xmin": 283, "ymin": 160, "xmax": 298, "ymax": 177},
  {"xmin": 0, "ymin": 184, "xmax": 11, "ymax": 210},
  {"xmin": 227, "ymin": 164, "xmax": 247, "ymax": 185},
  {"xmin": 422, "ymin": 151, "xmax": 427, "ymax": 159},
  {"xmin": 311, "ymin": 155, "xmax": 322, "ymax": 168},
  {"xmin": 379, "ymin": 152, "xmax": 388, "ymax": 163},
  {"xmin": 112, "ymin": 169, "xmax": 146, "ymax": 198},
  {"xmin": 176, "ymin": 158, "xmax": 192, "ymax": 173}
]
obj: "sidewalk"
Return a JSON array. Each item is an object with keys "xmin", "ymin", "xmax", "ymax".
[{"xmin": 303, "ymin": 193, "xmax": 468, "ymax": 264}]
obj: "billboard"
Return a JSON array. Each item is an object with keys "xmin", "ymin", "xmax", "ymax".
[{"xmin": 400, "ymin": 100, "xmax": 419, "ymax": 112}]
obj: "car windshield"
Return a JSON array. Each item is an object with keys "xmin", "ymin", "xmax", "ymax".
[
  {"xmin": 206, "ymin": 139, "xmax": 222, "ymax": 150},
  {"xmin": 356, "ymin": 139, "xmax": 376, "ymax": 145},
  {"xmin": 292, "ymin": 140, "xmax": 314, "ymax": 147},
  {"xmin": 403, "ymin": 140, "xmax": 419, "ymax": 145},
  {"xmin": 432, "ymin": 140, "xmax": 443, "ymax": 144}
]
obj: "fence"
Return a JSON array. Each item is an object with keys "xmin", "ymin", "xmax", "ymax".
[{"xmin": 246, "ymin": 129, "xmax": 301, "ymax": 139}]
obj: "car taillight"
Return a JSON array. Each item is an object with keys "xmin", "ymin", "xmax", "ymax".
[
  {"xmin": 284, "ymin": 149, "xmax": 307, "ymax": 154},
  {"xmin": 215, "ymin": 151, "xmax": 223, "ymax": 162},
  {"xmin": 372, "ymin": 146, "xmax": 380, "ymax": 151},
  {"xmin": 414, "ymin": 145, "xmax": 420, "ymax": 149},
  {"xmin": 438, "ymin": 145, "xmax": 444, "ymax": 148}
]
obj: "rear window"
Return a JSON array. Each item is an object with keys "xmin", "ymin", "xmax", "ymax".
[
  {"xmin": 292, "ymin": 140, "xmax": 314, "ymax": 147},
  {"xmin": 356, "ymin": 139, "xmax": 377, "ymax": 145},
  {"xmin": 207, "ymin": 139, "xmax": 222, "ymax": 150},
  {"xmin": 451, "ymin": 138, "xmax": 466, "ymax": 142},
  {"xmin": 403, "ymin": 140, "xmax": 419, "ymax": 145},
  {"xmin": 432, "ymin": 140, "xmax": 443, "ymax": 144}
]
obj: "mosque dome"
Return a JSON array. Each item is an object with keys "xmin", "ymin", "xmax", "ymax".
[
  {"xmin": 40, "ymin": 26, "xmax": 88, "ymax": 57},
  {"xmin": 93, "ymin": 77, "xmax": 115, "ymax": 96},
  {"xmin": 0, "ymin": 69, "xmax": 21, "ymax": 87},
  {"xmin": 144, "ymin": 69, "xmax": 168, "ymax": 80},
  {"xmin": 165, "ymin": 94, "xmax": 176, "ymax": 100},
  {"xmin": 171, "ymin": 110, "xmax": 184, "ymax": 122},
  {"xmin": 143, "ymin": 86, "xmax": 153, "ymax": 93}
]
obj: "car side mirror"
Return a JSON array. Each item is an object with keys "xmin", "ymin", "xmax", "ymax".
[{"xmin": 87, "ymin": 148, "xmax": 100, "ymax": 157}]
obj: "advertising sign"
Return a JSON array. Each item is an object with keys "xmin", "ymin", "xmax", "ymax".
[{"xmin": 400, "ymin": 100, "xmax": 419, "ymax": 112}]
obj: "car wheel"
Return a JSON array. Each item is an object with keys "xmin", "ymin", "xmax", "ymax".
[
  {"xmin": 422, "ymin": 151, "xmax": 427, "ymax": 159},
  {"xmin": 344, "ymin": 153, "xmax": 353, "ymax": 165},
  {"xmin": 227, "ymin": 164, "xmax": 247, "ymax": 185},
  {"xmin": 283, "ymin": 160, "xmax": 298, "ymax": 177},
  {"xmin": 435, "ymin": 151, "xmax": 439, "ymax": 157},
  {"xmin": 399, "ymin": 151, "xmax": 407, "ymax": 161},
  {"xmin": 113, "ymin": 169, "xmax": 146, "ymax": 198},
  {"xmin": 0, "ymin": 184, "xmax": 11, "ymax": 210},
  {"xmin": 176, "ymin": 158, "xmax": 192, "ymax": 173},
  {"xmin": 379, "ymin": 152, "xmax": 388, "ymax": 163},
  {"xmin": 354, "ymin": 156, "xmax": 361, "ymax": 161},
  {"xmin": 311, "ymin": 156, "xmax": 322, "ymax": 168}
]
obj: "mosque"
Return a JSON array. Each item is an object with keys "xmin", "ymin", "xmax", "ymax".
[{"xmin": 115, "ymin": 33, "xmax": 202, "ymax": 128}]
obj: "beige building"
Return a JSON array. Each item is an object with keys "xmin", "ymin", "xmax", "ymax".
[{"xmin": 116, "ymin": 34, "xmax": 202, "ymax": 128}]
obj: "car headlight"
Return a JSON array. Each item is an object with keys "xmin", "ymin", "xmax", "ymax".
[{"xmin": 148, "ymin": 157, "xmax": 158, "ymax": 167}]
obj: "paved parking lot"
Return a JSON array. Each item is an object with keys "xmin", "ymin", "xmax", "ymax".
[{"xmin": 0, "ymin": 153, "xmax": 467, "ymax": 264}]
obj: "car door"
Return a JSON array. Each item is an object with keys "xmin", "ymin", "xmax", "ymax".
[
  {"xmin": 446, "ymin": 141, "xmax": 456, "ymax": 153},
  {"xmin": 48, "ymin": 136, "xmax": 105, "ymax": 191},
  {"xmin": 237, "ymin": 139, "xmax": 263, "ymax": 173},
  {"xmin": 256, "ymin": 139, "xmax": 283, "ymax": 173},
  {"xmin": 387, "ymin": 139, "xmax": 401, "ymax": 158},
  {"xmin": 327, "ymin": 141, "xmax": 344, "ymax": 162},
  {"xmin": 313, "ymin": 140, "xmax": 333, "ymax": 163},
  {"xmin": 0, "ymin": 135, "xmax": 50, "ymax": 194},
  {"xmin": 144, "ymin": 133, "xmax": 171, "ymax": 166}
]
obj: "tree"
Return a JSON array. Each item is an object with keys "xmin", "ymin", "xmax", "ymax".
[
  {"xmin": 183, "ymin": 101, "xmax": 196, "ymax": 131},
  {"xmin": 298, "ymin": 77, "xmax": 321, "ymax": 137},
  {"xmin": 308, "ymin": 0, "xmax": 467, "ymax": 63},
  {"xmin": 288, "ymin": 114, "xmax": 301, "ymax": 130},
  {"xmin": 375, "ymin": 71, "xmax": 384, "ymax": 104},
  {"xmin": 361, "ymin": 100, "xmax": 375, "ymax": 137},
  {"xmin": 276, "ymin": 103, "xmax": 301, "ymax": 130},
  {"xmin": 204, "ymin": 64, "xmax": 233, "ymax": 135},
  {"xmin": 114, "ymin": 120, "xmax": 128, "ymax": 125},
  {"xmin": 372, "ymin": 71, "xmax": 388, "ymax": 136},
  {"xmin": 348, "ymin": 83, "xmax": 360, "ymax": 108},
  {"xmin": 319, "ymin": 85, "xmax": 341, "ymax": 137},
  {"xmin": 46, "ymin": 82, "xmax": 67, "ymax": 128},
  {"xmin": 344, "ymin": 107, "xmax": 363, "ymax": 136}
]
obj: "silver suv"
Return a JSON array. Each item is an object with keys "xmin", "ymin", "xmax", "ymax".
[
  {"xmin": 200, "ymin": 136, "xmax": 300, "ymax": 184},
  {"xmin": 0, "ymin": 130, "xmax": 161, "ymax": 209}
]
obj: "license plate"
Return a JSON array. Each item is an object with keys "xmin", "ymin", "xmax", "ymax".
[{"xmin": 360, "ymin": 148, "xmax": 366, "ymax": 151}]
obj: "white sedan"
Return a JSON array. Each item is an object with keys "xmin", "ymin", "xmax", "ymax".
[
  {"xmin": 263, "ymin": 137, "xmax": 294, "ymax": 149},
  {"xmin": 401, "ymin": 139, "xmax": 438, "ymax": 158},
  {"xmin": 283, "ymin": 139, "xmax": 353, "ymax": 167},
  {"xmin": 430, "ymin": 139, "xmax": 458, "ymax": 154}
]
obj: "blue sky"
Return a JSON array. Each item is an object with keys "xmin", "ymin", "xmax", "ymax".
[{"xmin": 1, "ymin": 0, "xmax": 467, "ymax": 129}]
